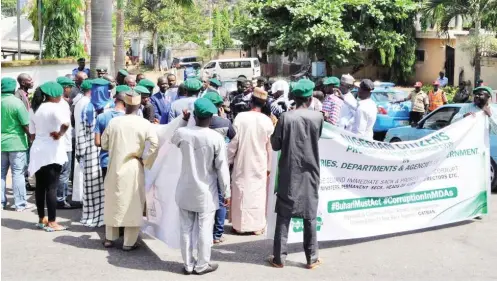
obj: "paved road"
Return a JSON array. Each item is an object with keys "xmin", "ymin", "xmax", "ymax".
[{"xmin": 2, "ymin": 190, "xmax": 497, "ymax": 281}]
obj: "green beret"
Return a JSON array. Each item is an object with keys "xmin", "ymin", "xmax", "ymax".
[
  {"xmin": 115, "ymin": 85, "xmax": 131, "ymax": 94},
  {"xmin": 1, "ymin": 77, "xmax": 17, "ymax": 94},
  {"xmin": 203, "ymin": 91, "xmax": 224, "ymax": 106},
  {"xmin": 473, "ymin": 86, "xmax": 493, "ymax": 95},
  {"xmin": 209, "ymin": 78, "xmax": 222, "ymax": 87},
  {"xmin": 81, "ymin": 79, "xmax": 93, "ymax": 91},
  {"xmin": 292, "ymin": 79, "xmax": 315, "ymax": 98},
  {"xmin": 134, "ymin": 85, "xmax": 151, "ymax": 96},
  {"xmin": 138, "ymin": 78, "xmax": 155, "ymax": 89},
  {"xmin": 184, "ymin": 78, "xmax": 202, "ymax": 92},
  {"xmin": 323, "ymin": 76, "xmax": 340, "ymax": 86},
  {"xmin": 40, "ymin": 81, "xmax": 63, "ymax": 98},
  {"xmin": 92, "ymin": 78, "xmax": 110, "ymax": 86},
  {"xmin": 118, "ymin": 69, "xmax": 129, "ymax": 76},
  {"xmin": 56, "ymin": 76, "xmax": 75, "ymax": 87},
  {"xmin": 194, "ymin": 98, "xmax": 218, "ymax": 118}
]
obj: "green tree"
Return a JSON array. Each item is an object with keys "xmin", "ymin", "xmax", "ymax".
[
  {"xmin": 1, "ymin": 0, "xmax": 17, "ymax": 17},
  {"xmin": 422, "ymin": 0, "xmax": 497, "ymax": 85},
  {"xmin": 28, "ymin": 0, "xmax": 85, "ymax": 59},
  {"xmin": 212, "ymin": 7, "xmax": 233, "ymax": 50},
  {"xmin": 235, "ymin": 0, "xmax": 418, "ymax": 83},
  {"xmin": 126, "ymin": 0, "xmax": 193, "ymax": 71}
]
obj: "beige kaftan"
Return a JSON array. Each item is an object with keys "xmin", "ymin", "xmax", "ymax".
[
  {"xmin": 228, "ymin": 111, "xmax": 274, "ymax": 232},
  {"xmin": 101, "ymin": 115, "xmax": 158, "ymax": 227}
]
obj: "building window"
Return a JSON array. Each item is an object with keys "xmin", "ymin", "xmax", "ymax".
[{"xmin": 415, "ymin": 50, "xmax": 425, "ymax": 62}]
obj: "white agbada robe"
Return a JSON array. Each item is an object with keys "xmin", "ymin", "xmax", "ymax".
[
  {"xmin": 227, "ymin": 111, "xmax": 274, "ymax": 232},
  {"xmin": 72, "ymin": 94, "xmax": 90, "ymax": 201}
]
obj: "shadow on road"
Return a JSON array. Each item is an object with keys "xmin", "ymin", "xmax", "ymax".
[
  {"xmin": 53, "ymin": 230, "xmax": 185, "ymax": 275},
  {"xmin": 211, "ymin": 220, "xmax": 475, "ymax": 268}
]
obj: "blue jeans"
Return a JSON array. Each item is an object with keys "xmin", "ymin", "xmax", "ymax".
[
  {"xmin": 1, "ymin": 151, "xmax": 28, "ymax": 209},
  {"xmin": 213, "ymin": 187, "xmax": 226, "ymax": 240},
  {"xmin": 57, "ymin": 151, "xmax": 72, "ymax": 202}
]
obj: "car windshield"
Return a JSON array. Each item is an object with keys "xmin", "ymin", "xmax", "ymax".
[{"xmin": 373, "ymin": 91, "xmax": 407, "ymax": 103}]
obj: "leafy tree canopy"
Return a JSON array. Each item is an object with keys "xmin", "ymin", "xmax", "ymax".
[
  {"xmin": 235, "ymin": 0, "xmax": 419, "ymax": 83},
  {"xmin": 27, "ymin": 0, "xmax": 85, "ymax": 58}
]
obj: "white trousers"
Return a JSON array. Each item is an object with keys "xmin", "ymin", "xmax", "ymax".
[{"xmin": 179, "ymin": 209, "xmax": 216, "ymax": 272}]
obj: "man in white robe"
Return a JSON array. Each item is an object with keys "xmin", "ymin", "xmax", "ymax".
[{"xmin": 228, "ymin": 87, "xmax": 274, "ymax": 234}]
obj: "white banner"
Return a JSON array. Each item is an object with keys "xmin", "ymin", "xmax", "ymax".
[{"xmin": 266, "ymin": 113, "xmax": 490, "ymax": 243}]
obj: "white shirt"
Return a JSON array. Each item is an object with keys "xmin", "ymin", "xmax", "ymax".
[
  {"xmin": 28, "ymin": 102, "xmax": 70, "ymax": 175},
  {"xmin": 60, "ymin": 99, "xmax": 72, "ymax": 152},
  {"xmin": 351, "ymin": 98, "xmax": 377, "ymax": 140},
  {"xmin": 338, "ymin": 92, "xmax": 358, "ymax": 129},
  {"xmin": 172, "ymin": 125, "xmax": 230, "ymax": 213},
  {"xmin": 437, "ymin": 76, "xmax": 449, "ymax": 87}
]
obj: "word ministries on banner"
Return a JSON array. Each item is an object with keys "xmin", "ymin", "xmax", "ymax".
[{"xmin": 266, "ymin": 113, "xmax": 490, "ymax": 243}]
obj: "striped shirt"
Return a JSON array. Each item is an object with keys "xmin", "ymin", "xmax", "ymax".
[{"xmin": 322, "ymin": 94, "xmax": 344, "ymax": 125}]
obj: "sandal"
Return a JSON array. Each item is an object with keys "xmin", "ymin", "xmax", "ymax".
[
  {"xmin": 253, "ymin": 228, "xmax": 265, "ymax": 236},
  {"xmin": 306, "ymin": 259, "xmax": 322, "ymax": 269},
  {"xmin": 35, "ymin": 217, "xmax": 49, "ymax": 229},
  {"xmin": 122, "ymin": 242, "xmax": 140, "ymax": 251},
  {"xmin": 213, "ymin": 236, "xmax": 226, "ymax": 244},
  {"xmin": 44, "ymin": 223, "xmax": 68, "ymax": 232},
  {"xmin": 267, "ymin": 256, "xmax": 284, "ymax": 268},
  {"xmin": 103, "ymin": 240, "xmax": 114, "ymax": 248}
]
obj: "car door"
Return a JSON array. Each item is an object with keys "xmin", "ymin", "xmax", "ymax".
[{"xmin": 408, "ymin": 106, "xmax": 460, "ymax": 140}]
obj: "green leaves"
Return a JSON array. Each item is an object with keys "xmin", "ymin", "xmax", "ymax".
[
  {"xmin": 236, "ymin": 0, "xmax": 418, "ymax": 82},
  {"xmin": 28, "ymin": 0, "xmax": 85, "ymax": 59}
]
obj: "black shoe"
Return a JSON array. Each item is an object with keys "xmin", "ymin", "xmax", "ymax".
[
  {"xmin": 194, "ymin": 264, "xmax": 219, "ymax": 275},
  {"xmin": 182, "ymin": 268, "xmax": 193, "ymax": 275},
  {"xmin": 57, "ymin": 201, "xmax": 75, "ymax": 209}
]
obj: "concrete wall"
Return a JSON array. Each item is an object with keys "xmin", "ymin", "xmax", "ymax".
[
  {"xmin": 481, "ymin": 57, "xmax": 497, "ymax": 89},
  {"xmin": 453, "ymin": 35, "xmax": 474, "ymax": 87},
  {"xmin": 1, "ymin": 63, "xmax": 75, "ymax": 89},
  {"xmin": 413, "ymin": 38, "xmax": 455, "ymax": 85}
]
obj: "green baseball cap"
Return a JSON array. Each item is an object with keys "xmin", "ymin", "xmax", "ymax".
[
  {"xmin": 291, "ymin": 79, "xmax": 315, "ymax": 98},
  {"xmin": 56, "ymin": 76, "xmax": 76, "ymax": 87},
  {"xmin": 40, "ymin": 81, "xmax": 63, "ymax": 97},
  {"xmin": 203, "ymin": 91, "xmax": 224, "ymax": 106},
  {"xmin": 184, "ymin": 78, "xmax": 203, "ymax": 91},
  {"xmin": 323, "ymin": 76, "xmax": 340, "ymax": 87},
  {"xmin": 1, "ymin": 77, "xmax": 16, "ymax": 94},
  {"xmin": 194, "ymin": 97, "xmax": 218, "ymax": 118}
]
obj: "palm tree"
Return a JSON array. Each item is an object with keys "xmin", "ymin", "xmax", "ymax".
[
  {"xmin": 90, "ymin": 0, "xmax": 113, "ymax": 77},
  {"xmin": 423, "ymin": 0, "xmax": 497, "ymax": 85},
  {"xmin": 115, "ymin": 0, "xmax": 126, "ymax": 73}
]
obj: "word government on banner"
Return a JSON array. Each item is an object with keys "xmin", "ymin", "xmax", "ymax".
[{"xmin": 266, "ymin": 113, "xmax": 490, "ymax": 243}]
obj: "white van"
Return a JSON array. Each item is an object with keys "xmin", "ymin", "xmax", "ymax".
[{"xmin": 201, "ymin": 58, "xmax": 261, "ymax": 80}]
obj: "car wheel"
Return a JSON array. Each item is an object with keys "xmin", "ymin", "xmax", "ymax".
[
  {"xmin": 491, "ymin": 159, "xmax": 497, "ymax": 193},
  {"xmin": 389, "ymin": 137, "xmax": 402, "ymax": 143}
]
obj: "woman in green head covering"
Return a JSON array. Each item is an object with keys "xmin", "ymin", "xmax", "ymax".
[{"xmin": 29, "ymin": 81, "xmax": 71, "ymax": 232}]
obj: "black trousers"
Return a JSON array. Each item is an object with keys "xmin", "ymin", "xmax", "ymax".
[
  {"xmin": 101, "ymin": 167, "xmax": 107, "ymax": 180},
  {"xmin": 35, "ymin": 164, "xmax": 62, "ymax": 222},
  {"xmin": 409, "ymin": 111, "xmax": 424, "ymax": 125},
  {"xmin": 273, "ymin": 214, "xmax": 319, "ymax": 265}
]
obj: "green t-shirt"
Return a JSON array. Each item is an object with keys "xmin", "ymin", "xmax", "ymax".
[{"xmin": 1, "ymin": 93, "xmax": 29, "ymax": 152}]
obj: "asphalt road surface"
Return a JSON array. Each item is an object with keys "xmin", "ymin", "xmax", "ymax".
[{"xmin": 2, "ymin": 191, "xmax": 497, "ymax": 281}]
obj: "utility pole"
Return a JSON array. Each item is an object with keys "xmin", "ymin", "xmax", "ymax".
[{"xmin": 17, "ymin": 0, "xmax": 21, "ymax": 60}]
